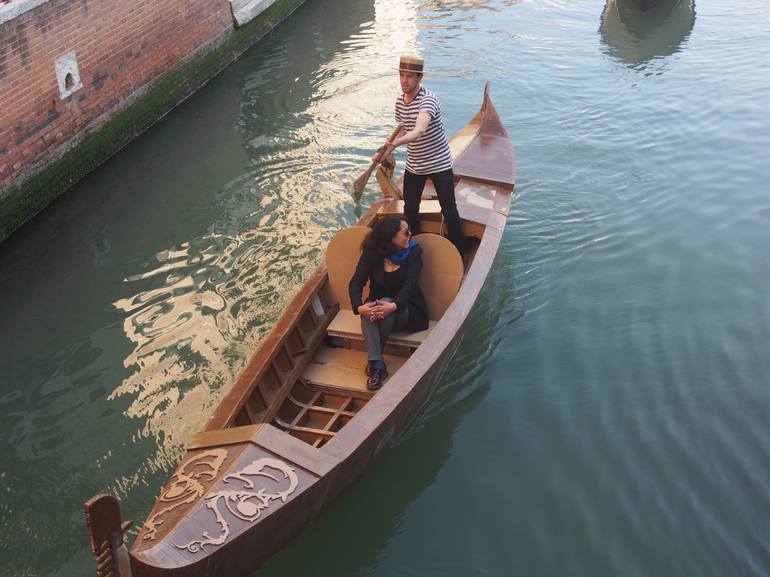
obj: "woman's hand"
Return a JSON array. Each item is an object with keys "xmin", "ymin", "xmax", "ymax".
[
  {"xmin": 372, "ymin": 300, "xmax": 397, "ymax": 320},
  {"xmin": 358, "ymin": 301, "xmax": 396, "ymax": 321},
  {"xmin": 358, "ymin": 302, "xmax": 384, "ymax": 321},
  {"xmin": 358, "ymin": 302, "xmax": 375, "ymax": 320}
]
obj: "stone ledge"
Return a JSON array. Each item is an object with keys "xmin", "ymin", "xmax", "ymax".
[
  {"xmin": 0, "ymin": 0, "xmax": 50, "ymax": 25},
  {"xmin": 231, "ymin": 0, "xmax": 280, "ymax": 27}
]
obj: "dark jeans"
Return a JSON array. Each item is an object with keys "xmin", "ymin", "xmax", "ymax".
[{"xmin": 403, "ymin": 167, "xmax": 463, "ymax": 251}]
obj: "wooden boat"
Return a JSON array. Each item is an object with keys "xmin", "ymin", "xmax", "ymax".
[{"xmin": 85, "ymin": 84, "xmax": 516, "ymax": 577}]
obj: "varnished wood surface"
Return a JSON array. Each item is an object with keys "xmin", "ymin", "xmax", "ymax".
[
  {"xmin": 107, "ymin": 86, "xmax": 516, "ymax": 577},
  {"xmin": 451, "ymin": 84, "xmax": 516, "ymax": 191},
  {"xmin": 409, "ymin": 233, "xmax": 463, "ymax": 319},
  {"xmin": 205, "ymin": 275, "xmax": 337, "ymax": 431},
  {"xmin": 327, "ymin": 309, "xmax": 436, "ymax": 346},
  {"xmin": 325, "ymin": 226, "xmax": 370, "ymax": 311},
  {"xmin": 303, "ymin": 346, "xmax": 407, "ymax": 394},
  {"xmin": 187, "ymin": 424, "xmax": 265, "ymax": 450}
]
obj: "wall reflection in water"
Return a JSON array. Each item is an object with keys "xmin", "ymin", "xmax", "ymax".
[
  {"xmin": 108, "ymin": 0, "xmax": 420, "ymax": 492},
  {"xmin": 600, "ymin": 0, "xmax": 695, "ymax": 69}
]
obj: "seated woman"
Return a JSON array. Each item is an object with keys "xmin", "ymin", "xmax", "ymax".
[{"xmin": 349, "ymin": 216, "xmax": 429, "ymax": 390}]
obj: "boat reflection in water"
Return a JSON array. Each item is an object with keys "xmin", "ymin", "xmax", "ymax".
[{"xmin": 600, "ymin": 0, "xmax": 696, "ymax": 68}]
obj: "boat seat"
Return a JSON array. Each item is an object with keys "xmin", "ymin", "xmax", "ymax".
[
  {"xmin": 327, "ymin": 310, "xmax": 436, "ymax": 347},
  {"xmin": 325, "ymin": 228, "xmax": 462, "ymax": 347},
  {"xmin": 410, "ymin": 233, "xmax": 463, "ymax": 320},
  {"xmin": 326, "ymin": 226, "xmax": 370, "ymax": 311}
]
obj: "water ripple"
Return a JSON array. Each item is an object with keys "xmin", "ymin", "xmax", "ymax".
[{"xmin": 3, "ymin": 0, "xmax": 770, "ymax": 576}]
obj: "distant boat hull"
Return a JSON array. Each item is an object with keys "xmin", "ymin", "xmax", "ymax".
[{"xmin": 600, "ymin": 0, "xmax": 696, "ymax": 65}]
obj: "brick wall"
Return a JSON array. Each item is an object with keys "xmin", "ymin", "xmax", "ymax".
[{"xmin": 0, "ymin": 0, "xmax": 235, "ymax": 195}]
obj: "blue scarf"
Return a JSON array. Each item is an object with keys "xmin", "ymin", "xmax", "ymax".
[{"xmin": 388, "ymin": 240, "xmax": 418, "ymax": 265}]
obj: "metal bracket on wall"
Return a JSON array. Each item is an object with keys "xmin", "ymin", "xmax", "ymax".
[{"xmin": 229, "ymin": 0, "xmax": 280, "ymax": 27}]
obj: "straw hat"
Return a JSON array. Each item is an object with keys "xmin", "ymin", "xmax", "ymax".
[{"xmin": 399, "ymin": 55, "xmax": 424, "ymax": 74}]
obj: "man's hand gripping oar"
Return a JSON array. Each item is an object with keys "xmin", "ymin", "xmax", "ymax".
[{"xmin": 353, "ymin": 123, "xmax": 402, "ymax": 202}]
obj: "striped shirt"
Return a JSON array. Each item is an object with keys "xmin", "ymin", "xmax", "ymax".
[{"xmin": 395, "ymin": 87, "xmax": 453, "ymax": 175}]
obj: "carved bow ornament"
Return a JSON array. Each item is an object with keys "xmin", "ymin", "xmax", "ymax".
[
  {"xmin": 143, "ymin": 449, "xmax": 228, "ymax": 541},
  {"xmin": 176, "ymin": 457, "xmax": 299, "ymax": 553}
]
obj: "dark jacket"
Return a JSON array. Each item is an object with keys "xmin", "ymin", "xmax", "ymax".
[{"xmin": 348, "ymin": 244, "xmax": 429, "ymax": 332}]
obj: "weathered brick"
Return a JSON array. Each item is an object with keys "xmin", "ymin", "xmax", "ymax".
[
  {"xmin": 1, "ymin": 0, "xmax": 234, "ymax": 189},
  {"xmin": 2, "ymin": 0, "xmax": 309, "ymax": 240}
]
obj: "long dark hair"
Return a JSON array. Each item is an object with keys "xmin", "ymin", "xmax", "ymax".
[{"xmin": 362, "ymin": 216, "xmax": 403, "ymax": 257}]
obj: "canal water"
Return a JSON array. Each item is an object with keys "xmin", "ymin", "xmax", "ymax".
[{"xmin": 1, "ymin": 0, "xmax": 769, "ymax": 575}]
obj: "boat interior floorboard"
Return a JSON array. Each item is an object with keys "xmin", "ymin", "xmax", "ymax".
[{"xmin": 302, "ymin": 344, "xmax": 408, "ymax": 395}]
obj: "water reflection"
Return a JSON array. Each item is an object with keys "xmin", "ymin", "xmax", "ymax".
[
  {"xmin": 419, "ymin": 0, "xmax": 523, "ymax": 11},
  {"xmin": 3, "ymin": 1, "xmax": 770, "ymax": 577},
  {"xmin": 108, "ymin": 0, "xmax": 421, "ymax": 494},
  {"xmin": 600, "ymin": 0, "xmax": 695, "ymax": 69}
]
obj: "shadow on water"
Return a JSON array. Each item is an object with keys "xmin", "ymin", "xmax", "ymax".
[{"xmin": 599, "ymin": 0, "xmax": 696, "ymax": 69}]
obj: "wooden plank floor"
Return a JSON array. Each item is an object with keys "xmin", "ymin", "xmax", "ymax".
[{"xmin": 303, "ymin": 345, "xmax": 409, "ymax": 394}]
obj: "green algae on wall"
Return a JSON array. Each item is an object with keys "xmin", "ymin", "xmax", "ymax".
[{"xmin": 0, "ymin": 0, "xmax": 307, "ymax": 242}]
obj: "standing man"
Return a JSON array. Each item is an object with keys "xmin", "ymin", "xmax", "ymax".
[{"xmin": 382, "ymin": 55, "xmax": 463, "ymax": 252}]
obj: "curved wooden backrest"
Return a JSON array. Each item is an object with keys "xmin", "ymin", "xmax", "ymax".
[
  {"xmin": 412, "ymin": 233, "xmax": 463, "ymax": 320},
  {"xmin": 326, "ymin": 226, "xmax": 370, "ymax": 310},
  {"xmin": 326, "ymin": 228, "xmax": 462, "ymax": 318}
]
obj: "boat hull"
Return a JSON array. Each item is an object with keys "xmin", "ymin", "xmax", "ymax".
[
  {"xmin": 86, "ymin": 85, "xmax": 515, "ymax": 577},
  {"xmin": 130, "ymin": 320, "xmax": 466, "ymax": 577}
]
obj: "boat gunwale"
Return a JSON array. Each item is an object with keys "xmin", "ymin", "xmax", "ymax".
[
  {"xmin": 205, "ymin": 85, "xmax": 512, "ymax": 435},
  {"xmin": 124, "ymin": 86, "xmax": 516, "ymax": 572}
]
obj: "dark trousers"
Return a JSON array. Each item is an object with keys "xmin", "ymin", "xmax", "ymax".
[
  {"xmin": 360, "ymin": 298, "xmax": 410, "ymax": 363},
  {"xmin": 403, "ymin": 168, "xmax": 463, "ymax": 251}
]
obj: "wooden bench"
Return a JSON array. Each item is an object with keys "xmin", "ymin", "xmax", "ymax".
[
  {"xmin": 327, "ymin": 310, "xmax": 436, "ymax": 347},
  {"xmin": 325, "ymin": 227, "xmax": 463, "ymax": 348}
]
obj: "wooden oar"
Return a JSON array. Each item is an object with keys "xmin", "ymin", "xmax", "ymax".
[{"xmin": 353, "ymin": 123, "xmax": 403, "ymax": 202}]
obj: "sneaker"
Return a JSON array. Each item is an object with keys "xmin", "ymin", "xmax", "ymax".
[{"xmin": 366, "ymin": 367, "xmax": 389, "ymax": 391}]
